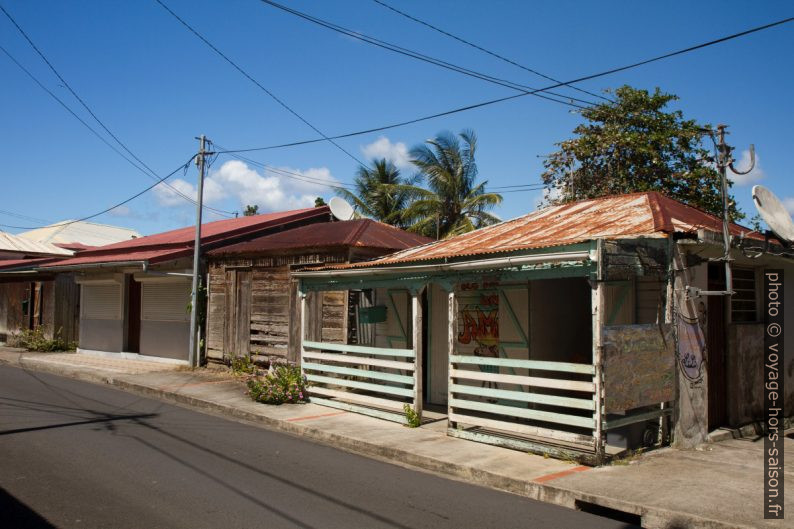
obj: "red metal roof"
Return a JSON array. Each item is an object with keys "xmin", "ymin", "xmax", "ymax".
[
  {"xmin": 0, "ymin": 256, "xmax": 63, "ymax": 272},
  {"xmin": 40, "ymin": 206, "xmax": 331, "ymax": 269},
  {"xmin": 208, "ymin": 219, "xmax": 432, "ymax": 256},
  {"xmin": 314, "ymin": 192, "xmax": 761, "ymax": 270}
]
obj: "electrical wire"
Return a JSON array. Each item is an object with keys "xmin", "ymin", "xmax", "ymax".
[
  {"xmin": 370, "ymin": 0, "xmax": 611, "ymax": 103},
  {"xmin": 0, "ymin": 3, "xmax": 235, "ymax": 218},
  {"xmin": 214, "ymin": 149, "xmax": 356, "ymax": 191},
  {"xmin": 154, "ymin": 0, "xmax": 367, "ymax": 168},
  {"xmin": 257, "ymin": 0, "xmax": 594, "ymax": 108},
  {"xmin": 0, "ymin": 156, "xmax": 198, "ymax": 231},
  {"xmin": 217, "ymin": 14, "xmax": 794, "ymax": 155}
]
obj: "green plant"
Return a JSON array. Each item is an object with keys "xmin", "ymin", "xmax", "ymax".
[
  {"xmin": 9, "ymin": 327, "xmax": 74, "ymax": 352},
  {"xmin": 247, "ymin": 362, "xmax": 308, "ymax": 405},
  {"xmin": 230, "ymin": 354, "xmax": 256, "ymax": 375},
  {"xmin": 403, "ymin": 404, "xmax": 421, "ymax": 428}
]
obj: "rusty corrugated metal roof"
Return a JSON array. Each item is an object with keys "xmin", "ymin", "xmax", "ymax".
[
  {"xmin": 311, "ymin": 192, "xmax": 760, "ymax": 270},
  {"xmin": 208, "ymin": 219, "xmax": 432, "ymax": 256}
]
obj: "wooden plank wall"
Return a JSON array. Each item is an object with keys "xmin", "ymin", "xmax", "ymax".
[
  {"xmin": 207, "ymin": 251, "xmax": 349, "ymax": 364},
  {"xmin": 0, "ymin": 282, "xmax": 28, "ymax": 339}
]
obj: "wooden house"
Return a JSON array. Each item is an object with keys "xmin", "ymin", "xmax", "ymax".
[
  {"xmin": 205, "ymin": 219, "xmax": 431, "ymax": 365},
  {"xmin": 295, "ymin": 192, "xmax": 794, "ymax": 464}
]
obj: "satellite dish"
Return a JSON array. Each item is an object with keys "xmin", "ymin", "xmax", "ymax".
[
  {"xmin": 328, "ymin": 197, "xmax": 355, "ymax": 221},
  {"xmin": 752, "ymin": 185, "xmax": 794, "ymax": 243}
]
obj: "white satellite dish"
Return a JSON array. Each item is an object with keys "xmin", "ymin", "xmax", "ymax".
[
  {"xmin": 752, "ymin": 185, "xmax": 794, "ymax": 243},
  {"xmin": 328, "ymin": 197, "xmax": 355, "ymax": 221}
]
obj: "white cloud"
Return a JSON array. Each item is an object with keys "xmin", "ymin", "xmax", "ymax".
[
  {"xmin": 154, "ymin": 160, "xmax": 339, "ymax": 213},
  {"xmin": 728, "ymin": 150, "xmax": 764, "ymax": 186},
  {"xmin": 361, "ymin": 136, "xmax": 411, "ymax": 169}
]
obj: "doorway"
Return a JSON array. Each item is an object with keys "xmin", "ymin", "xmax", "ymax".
[
  {"xmin": 127, "ymin": 279, "xmax": 141, "ymax": 353},
  {"xmin": 707, "ymin": 264, "xmax": 727, "ymax": 430}
]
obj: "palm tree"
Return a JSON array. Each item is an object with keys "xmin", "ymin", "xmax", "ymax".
[
  {"xmin": 403, "ymin": 130, "xmax": 502, "ymax": 239},
  {"xmin": 336, "ymin": 158, "xmax": 412, "ymax": 227}
]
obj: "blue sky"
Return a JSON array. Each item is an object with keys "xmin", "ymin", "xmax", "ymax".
[{"xmin": 1, "ymin": 0, "xmax": 792, "ymax": 237}]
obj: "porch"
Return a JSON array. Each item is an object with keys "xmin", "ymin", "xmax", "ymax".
[{"xmin": 296, "ymin": 239, "xmax": 674, "ymax": 464}]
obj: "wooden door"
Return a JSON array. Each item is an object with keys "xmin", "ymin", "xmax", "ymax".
[
  {"xmin": 707, "ymin": 264, "xmax": 728, "ymax": 430},
  {"xmin": 223, "ymin": 269, "xmax": 252, "ymax": 359}
]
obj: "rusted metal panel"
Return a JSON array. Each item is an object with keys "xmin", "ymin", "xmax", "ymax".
[
  {"xmin": 208, "ymin": 219, "xmax": 430, "ymax": 256},
  {"xmin": 602, "ymin": 323, "xmax": 675, "ymax": 413},
  {"xmin": 312, "ymin": 192, "xmax": 762, "ymax": 270}
]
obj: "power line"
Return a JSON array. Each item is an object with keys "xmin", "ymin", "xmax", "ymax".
[
  {"xmin": 0, "ymin": 155, "xmax": 197, "ymax": 231},
  {"xmin": 154, "ymin": 0, "xmax": 367, "ymax": 168},
  {"xmin": 214, "ymin": 148, "xmax": 356, "ymax": 191},
  {"xmin": 257, "ymin": 0, "xmax": 594, "ymax": 108},
  {"xmin": 217, "ymin": 15, "xmax": 794, "ymax": 155},
  {"xmin": 0, "ymin": 3, "xmax": 235, "ymax": 218},
  {"xmin": 371, "ymin": 0, "xmax": 610, "ymax": 103}
]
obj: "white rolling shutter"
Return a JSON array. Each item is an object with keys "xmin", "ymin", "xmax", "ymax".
[
  {"xmin": 142, "ymin": 281, "xmax": 191, "ymax": 322},
  {"xmin": 82, "ymin": 284, "xmax": 121, "ymax": 320}
]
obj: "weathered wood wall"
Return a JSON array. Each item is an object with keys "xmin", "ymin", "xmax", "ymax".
[
  {"xmin": 0, "ymin": 282, "xmax": 28, "ymax": 340},
  {"xmin": 206, "ymin": 251, "xmax": 349, "ymax": 364}
]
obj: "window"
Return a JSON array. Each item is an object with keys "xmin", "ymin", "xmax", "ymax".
[{"xmin": 731, "ymin": 268, "xmax": 758, "ymax": 323}]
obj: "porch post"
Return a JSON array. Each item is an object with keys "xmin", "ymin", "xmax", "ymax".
[
  {"xmin": 299, "ymin": 287, "xmax": 307, "ymax": 369},
  {"xmin": 592, "ymin": 239, "xmax": 605, "ymax": 463},
  {"xmin": 447, "ymin": 289, "xmax": 457, "ymax": 430},
  {"xmin": 411, "ymin": 291, "xmax": 423, "ymax": 420}
]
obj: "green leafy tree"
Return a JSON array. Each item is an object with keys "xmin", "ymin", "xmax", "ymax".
[
  {"xmin": 403, "ymin": 129, "xmax": 502, "ymax": 239},
  {"xmin": 243, "ymin": 204, "xmax": 259, "ymax": 216},
  {"xmin": 541, "ymin": 85, "xmax": 742, "ymax": 219},
  {"xmin": 314, "ymin": 197, "xmax": 327, "ymax": 207},
  {"xmin": 336, "ymin": 158, "xmax": 413, "ymax": 227}
]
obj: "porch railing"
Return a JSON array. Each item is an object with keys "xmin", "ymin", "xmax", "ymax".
[
  {"xmin": 448, "ymin": 354, "xmax": 597, "ymax": 450},
  {"xmin": 301, "ymin": 340, "xmax": 419, "ymax": 423}
]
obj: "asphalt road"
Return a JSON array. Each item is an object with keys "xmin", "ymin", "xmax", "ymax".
[{"xmin": 0, "ymin": 365, "xmax": 635, "ymax": 529}]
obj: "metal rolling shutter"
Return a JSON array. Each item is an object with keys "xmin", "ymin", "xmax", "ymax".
[
  {"xmin": 82, "ymin": 284, "xmax": 121, "ymax": 320},
  {"xmin": 142, "ymin": 281, "xmax": 191, "ymax": 322}
]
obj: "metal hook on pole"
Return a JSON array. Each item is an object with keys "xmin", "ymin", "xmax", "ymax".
[{"xmin": 729, "ymin": 143, "xmax": 755, "ymax": 175}]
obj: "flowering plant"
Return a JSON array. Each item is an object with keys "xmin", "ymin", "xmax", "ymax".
[{"xmin": 247, "ymin": 362, "xmax": 309, "ymax": 405}]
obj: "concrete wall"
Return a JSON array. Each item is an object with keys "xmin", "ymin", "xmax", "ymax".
[
  {"xmin": 139, "ymin": 321, "xmax": 190, "ymax": 360},
  {"xmin": 79, "ymin": 318, "xmax": 124, "ymax": 352},
  {"xmin": 672, "ymin": 253, "xmax": 708, "ymax": 449}
]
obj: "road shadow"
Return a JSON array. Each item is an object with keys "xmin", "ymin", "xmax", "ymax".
[{"xmin": 0, "ymin": 487, "xmax": 56, "ymax": 529}]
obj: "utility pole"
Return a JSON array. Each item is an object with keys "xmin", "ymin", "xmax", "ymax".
[{"xmin": 188, "ymin": 135, "xmax": 208, "ymax": 368}]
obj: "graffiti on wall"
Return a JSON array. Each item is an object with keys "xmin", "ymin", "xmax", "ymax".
[{"xmin": 677, "ymin": 315, "xmax": 705, "ymax": 383}]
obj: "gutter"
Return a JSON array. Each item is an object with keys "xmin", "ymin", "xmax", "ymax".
[
  {"xmin": 293, "ymin": 250, "xmax": 593, "ymax": 278},
  {"xmin": 37, "ymin": 260, "xmax": 148, "ymax": 272}
]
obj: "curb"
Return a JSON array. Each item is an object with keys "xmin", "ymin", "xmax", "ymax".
[{"xmin": 0, "ymin": 355, "xmax": 757, "ymax": 529}]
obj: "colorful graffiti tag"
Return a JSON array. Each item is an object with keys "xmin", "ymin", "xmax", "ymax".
[{"xmin": 458, "ymin": 291, "xmax": 500, "ymax": 372}]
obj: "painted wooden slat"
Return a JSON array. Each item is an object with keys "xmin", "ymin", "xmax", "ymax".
[
  {"xmin": 309, "ymin": 397, "xmax": 407, "ymax": 424},
  {"xmin": 301, "ymin": 351, "xmax": 414, "ymax": 371},
  {"xmin": 450, "ymin": 355, "xmax": 594, "ymax": 375},
  {"xmin": 447, "ymin": 428, "xmax": 596, "ymax": 465},
  {"xmin": 449, "ymin": 384, "xmax": 595, "ymax": 411},
  {"xmin": 448, "ymin": 413, "xmax": 593, "ymax": 445},
  {"xmin": 303, "ymin": 340, "xmax": 414, "ymax": 358},
  {"xmin": 309, "ymin": 386, "xmax": 407, "ymax": 411},
  {"xmin": 448, "ymin": 398, "xmax": 595, "ymax": 429},
  {"xmin": 303, "ymin": 362, "xmax": 414, "ymax": 384},
  {"xmin": 306, "ymin": 374, "xmax": 414, "ymax": 397},
  {"xmin": 604, "ymin": 407, "xmax": 672, "ymax": 430},
  {"xmin": 450, "ymin": 368, "xmax": 595, "ymax": 393}
]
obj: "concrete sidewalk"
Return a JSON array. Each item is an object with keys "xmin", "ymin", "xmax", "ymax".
[{"xmin": 1, "ymin": 348, "xmax": 791, "ymax": 529}]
